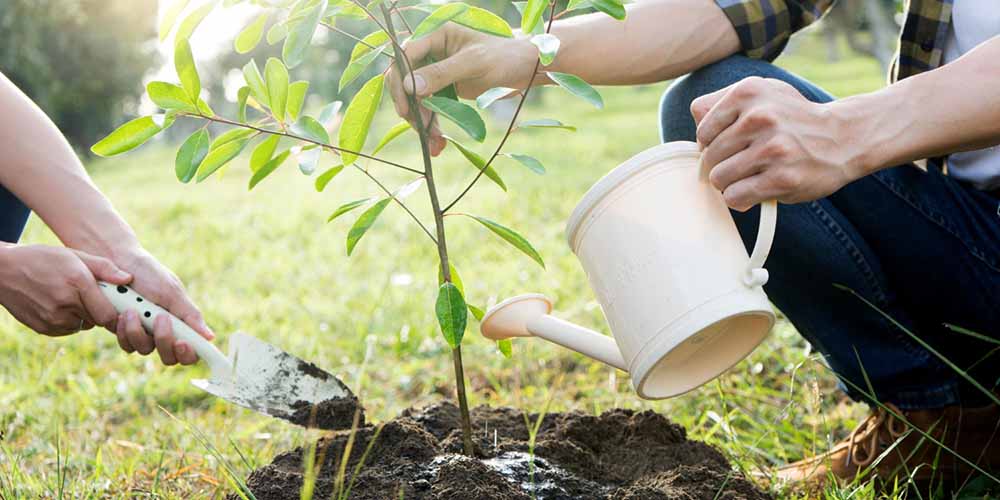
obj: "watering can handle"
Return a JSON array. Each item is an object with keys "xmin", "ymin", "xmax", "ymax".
[{"xmin": 698, "ymin": 158, "xmax": 777, "ymax": 288}]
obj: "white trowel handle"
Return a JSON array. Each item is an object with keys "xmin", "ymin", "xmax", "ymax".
[{"xmin": 97, "ymin": 282, "xmax": 231, "ymax": 373}]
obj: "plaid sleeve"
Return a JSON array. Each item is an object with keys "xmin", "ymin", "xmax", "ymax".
[{"xmin": 714, "ymin": 0, "xmax": 835, "ymax": 61}]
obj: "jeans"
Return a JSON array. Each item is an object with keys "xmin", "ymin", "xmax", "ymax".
[
  {"xmin": 0, "ymin": 184, "xmax": 30, "ymax": 243},
  {"xmin": 660, "ymin": 55, "xmax": 1000, "ymax": 409}
]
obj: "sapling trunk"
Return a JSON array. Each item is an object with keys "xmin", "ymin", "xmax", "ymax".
[{"xmin": 379, "ymin": 4, "xmax": 475, "ymax": 456}]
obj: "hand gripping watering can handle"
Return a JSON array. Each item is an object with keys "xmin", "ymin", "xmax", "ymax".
[
  {"xmin": 698, "ymin": 157, "xmax": 777, "ymax": 288},
  {"xmin": 97, "ymin": 281, "xmax": 232, "ymax": 377}
]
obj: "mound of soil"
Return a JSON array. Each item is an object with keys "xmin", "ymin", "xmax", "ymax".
[{"xmin": 238, "ymin": 402, "xmax": 770, "ymax": 500}]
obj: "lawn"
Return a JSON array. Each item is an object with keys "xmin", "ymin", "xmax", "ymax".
[{"xmin": 0, "ymin": 31, "xmax": 897, "ymax": 498}]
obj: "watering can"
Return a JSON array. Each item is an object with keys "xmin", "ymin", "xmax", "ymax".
[{"xmin": 480, "ymin": 141, "xmax": 778, "ymax": 399}]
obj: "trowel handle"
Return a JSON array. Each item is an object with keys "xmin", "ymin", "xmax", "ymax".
[{"xmin": 97, "ymin": 282, "xmax": 231, "ymax": 374}]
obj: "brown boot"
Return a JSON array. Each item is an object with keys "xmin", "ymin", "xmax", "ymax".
[{"xmin": 774, "ymin": 401, "xmax": 1000, "ymax": 490}]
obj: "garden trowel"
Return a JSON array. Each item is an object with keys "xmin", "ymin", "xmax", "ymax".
[{"xmin": 97, "ymin": 281, "xmax": 360, "ymax": 429}]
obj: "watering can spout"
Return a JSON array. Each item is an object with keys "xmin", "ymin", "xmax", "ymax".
[{"xmin": 480, "ymin": 294, "xmax": 628, "ymax": 371}]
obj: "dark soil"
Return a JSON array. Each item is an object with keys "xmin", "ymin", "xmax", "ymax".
[
  {"xmin": 236, "ymin": 402, "xmax": 770, "ymax": 500},
  {"xmin": 284, "ymin": 396, "xmax": 365, "ymax": 431}
]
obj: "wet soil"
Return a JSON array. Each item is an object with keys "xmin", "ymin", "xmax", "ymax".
[
  {"xmin": 237, "ymin": 402, "xmax": 770, "ymax": 500},
  {"xmin": 284, "ymin": 396, "xmax": 365, "ymax": 431}
]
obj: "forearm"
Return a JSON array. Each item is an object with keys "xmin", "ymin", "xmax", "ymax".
[
  {"xmin": 542, "ymin": 0, "xmax": 740, "ymax": 86},
  {"xmin": 0, "ymin": 72, "xmax": 139, "ymax": 258},
  {"xmin": 832, "ymin": 36, "xmax": 1000, "ymax": 178}
]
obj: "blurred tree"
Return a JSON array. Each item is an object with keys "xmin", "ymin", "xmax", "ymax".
[
  {"xmin": 821, "ymin": 0, "xmax": 898, "ymax": 73},
  {"xmin": 0, "ymin": 0, "xmax": 158, "ymax": 150}
]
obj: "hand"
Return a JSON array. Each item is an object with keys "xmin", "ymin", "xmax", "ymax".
[
  {"xmin": 691, "ymin": 77, "xmax": 860, "ymax": 211},
  {"xmin": 0, "ymin": 244, "xmax": 130, "ymax": 336},
  {"xmin": 387, "ymin": 24, "xmax": 538, "ymax": 155},
  {"xmin": 110, "ymin": 246, "xmax": 212, "ymax": 366}
]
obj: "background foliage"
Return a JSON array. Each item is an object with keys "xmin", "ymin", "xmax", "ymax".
[{"xmin": 0, "ymin": 0, "xmax": 159, "ymax": 149}]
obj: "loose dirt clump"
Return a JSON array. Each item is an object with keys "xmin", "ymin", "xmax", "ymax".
[
  {"xmin": 237, "ymin": 402, "xmax": 770, "ymax": 500},
  {"xmin": 284, "ymin": 396, "xmax": 365, "ymax": 431}
]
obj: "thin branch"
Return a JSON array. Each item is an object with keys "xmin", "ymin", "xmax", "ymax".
[
  {"xmin": 320, "ymin": 22, "xmax": 395, "ymax": 61},
  {"xmin": 181, "ymin": 112, "xmax": 424, "ymax": 175},
  {"xmin": 351, "ymin": 164, "xmax": 437, "ymax": 243},
  {"xmin": 392, "ymin": 4, "xmax": 415, "ymax": 35},
  {"xmin": 442, "ymin": 1, "xmax": 559, "ymax": 213}
]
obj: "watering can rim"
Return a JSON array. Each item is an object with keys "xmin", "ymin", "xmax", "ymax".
[{"xmin": 565, "ymin": 141, "xmax": 701, "ymax": 251}]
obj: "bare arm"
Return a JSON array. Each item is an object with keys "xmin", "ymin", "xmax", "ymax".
[
  {"xmin": 836, "ymin": 35, "xmax": 1000, "ymax": 178},
  {"xmin": 0, "ymin": 71, "xmax": 211, "ymax": 365},
  {"xmin": 690, "ymin": 36, "xmax": 1000, "ymax": 211},
  {"xmin": 386, "ymin": 0, "xmax": 740, "ymax": 153},
  {"xmin": 542, "ymin": 0, "xmax": 740, "ymax": 86}
]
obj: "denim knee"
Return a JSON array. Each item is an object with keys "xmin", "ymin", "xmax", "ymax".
[{"xmin": 659, "ymin": 55, "xmax": 834, "ymax": 143}]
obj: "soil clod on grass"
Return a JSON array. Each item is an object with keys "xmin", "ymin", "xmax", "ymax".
[{"xmin": 238, "ymin": 402, "xmax": 770, "ymax": 500}]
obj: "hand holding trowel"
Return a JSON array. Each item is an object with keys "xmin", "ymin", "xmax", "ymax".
[{"xmin": 97, "ymin": 281, "xmax": 362, "ymax": 430}]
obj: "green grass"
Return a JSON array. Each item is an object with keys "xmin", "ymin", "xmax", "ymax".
[{"xmin": 0, "ymin": 30, "xmax": 950, "ymax": 499}]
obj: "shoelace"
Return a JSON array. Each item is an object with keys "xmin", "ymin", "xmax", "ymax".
[{"xmin": 845, "ymin": 403, "xmax": 908, "ymax": 468}]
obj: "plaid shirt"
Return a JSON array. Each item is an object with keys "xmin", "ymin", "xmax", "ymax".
[{"xmin": 715, "ymin": 0, "xmax": 954, "ymax": 82}]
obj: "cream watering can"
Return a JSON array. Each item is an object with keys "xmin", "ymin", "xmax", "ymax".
[{"xmin": 480, "ymin": 141, "xmax": 778, "ymax": 399}]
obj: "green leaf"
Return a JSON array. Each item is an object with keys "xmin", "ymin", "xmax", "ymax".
[
  {"xmin": 465, "ymin": 214, "xmax": 544, "ymax": 267},
  {"xmin": 411, "ymin": 3, "xmax": 469, "ymax": 40},
  {"xmin": 175, "ymin": 129, "xmax": 210, "ymax": 183},
  {"xmin": 196, "ymin": 138, "xmax": 249, "ymax": 182},
  {"xmin": 338, "ymin": 74, "xmax": 384, "ymax": 165},
  {"xmin": 290, "ymin": 116, "xmax": 329, "ymax": 144},
  {"xmin": 250, "ymin": 135, "xmax": 280, "ymax": 172},
  {"xmin": 174, "ymin": 0, "xmax": 216, "ymax": 43},
  {"xmin": 283, "ymin": 0, "xmax": 327, "ymax": 68},
  {"xmin": 506, "ymin": 153, "xmax": 545, "ymax": 174},
  {"xmin": 237, "ymin": 86, "xmax": 251, "ymax": 122},
  {"xmin": 265, "ymin": 58, "xmax": 290, "ymax": 122},
  {"xmin": 476, "ymin": 87, "xmax": 515, "ymax": 109},
  {"xmin": 436, "ymin": 282, "xmax": 467, "ymax": 349},
  {"xmin": 339, "ymin": 44, "xmax": 386, "ymax": 92},
  {"xmin": 327, "ymin": 198, "xmax": 371, "ymax": 222},
  {"xmin": 91, "ymin": 116, "xmax": 165, "ymax": 157},
  {"xmin": 235, "ymin": 12, "xmax": 269, "ymax": 53},
  {"xmin": 452, "ymin": 5, "xmax": 513, "ymax": 37},
  {"xmin": 196, "ymin": 98, "xmax": 214, "ymax": 116},
  {"xmin": 547, "ymin": 72, "xmax": 603, "ymax": 109},
  {"xmin": 421, "ymin": 96, "xmax": 486, "ymax": 142},
  {"xmin": 210, "ymin": 128, "xmax": 255, "ymax": 150},
  {"xmin": 519, "ymin": 118, "xmax": 576, "ymax": 131},
  {"xmin": 530, "ymin": 33, "xmax": 559, "ymax": 65},
  {"xmin": 371, "ymin": 122, "xmax": 411, "ymax": 155},
  {"xmin": 248, "ymin": 150, "xmax": 291, "ymax": 190},
  {"xmin": 266, "ymin": 20, "xmax": 289, "ymax": 45},
  {"xmin": 296, "ymin": 146, "xmax": 321, "ymax": 175},
  {"xmin": 350, "ymin": 31, "xmax": 390, "ymax": 61},
  {"xmin": 147, "ymin": 81, "xmax": 195, "ymax": 111},
  {"xmin": 590, "ymin": 0, "xmax": 626, "ymax": 20},
  {"xmin": 314, "ymin": 164, "xmax": 344, "ymax": 192},
  {"xmin": 497, "ymin": 338, "xmax": 513, "ymax": 358},
  {"xmin": 325, "ymin": 0, "xmax": 367, "ymax": 20},
  {"xmin": 159, "ymin": 0, "xmax": 191, "ymax": 41},
  {"xmin": 468, "ymin": 304, "xmax": 485, "ymax": 322},
  {"xmin": 318, "ymin": 101, "xmax": 343, "ymax": 127},
  {"xmin": 346, "ymin": 198, "xmax": 391, "ymax": 255},
  {"xmin": 174, "ymin": 39, "xmax": 201, "ymax": 102},
  {"xmin": 437, "ymin": 262, "xmax": 465, "ymax": 295},
  {"xmin": 444, "ymin": 137, "xmax": 506, "ymax": 191},
  {"xmin": 287, "ymin": 81, "xmax": 309, "ymax": 121},
  {"xmin": 243, "ymin": 60, "xmax": 269, "ymax": 106},
  {"xmin": 520, "ymin": 0, "xmax": 547, "ymax": 34}
]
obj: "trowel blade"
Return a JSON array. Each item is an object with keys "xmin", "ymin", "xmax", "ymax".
[{"xmin": 191, "ymin": 332, "xmax": 356, "ymax": 427}]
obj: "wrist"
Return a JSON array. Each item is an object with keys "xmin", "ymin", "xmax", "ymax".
[
  {"xmin": 825, "ymin": 95, "xmax": 886, "ymax": 182},
  {"xmin": 511, "ymin": 30, "xmax": 551, "ymax": 88}
]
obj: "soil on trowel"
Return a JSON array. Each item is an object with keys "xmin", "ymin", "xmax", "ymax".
[
  {"xmin": 237, "ymin": 402, "xmax": 770, "ymax": 500},
  {"xmin": 284, "ymin": 396, "xmax": 365, "ymax": 431}
]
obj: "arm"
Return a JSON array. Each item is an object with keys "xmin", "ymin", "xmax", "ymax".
[
  {"xmin": 691, "ymin": 35, "xmax": 1000, "ymax": 211},
  {"xmin": 386, "ymin": 0, "xmax": 742, "ymax": 154},
  {"xmin": 0, "ymin": 71, "xmax": 211, "ymax": 366}
]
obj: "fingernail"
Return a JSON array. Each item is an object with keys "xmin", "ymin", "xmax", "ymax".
[
  {"xmin": 201, "ymin": 321, "xmax": 215, "ymax": 340},
  {"xmin": 176, "ymin": 343, "xmax": 188, "ymax": 355},
  {"xmin": 405, "ymin": 75, "xmax": 426, "ymax": 95},
  {"xmin": 116, "ymin": 270, "xmax": 131, "ymax": 280}
]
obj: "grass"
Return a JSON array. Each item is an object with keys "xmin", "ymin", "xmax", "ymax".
[{"xmin": 0, "ymin": 28, "xmax": 969, "ymax": 499}]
